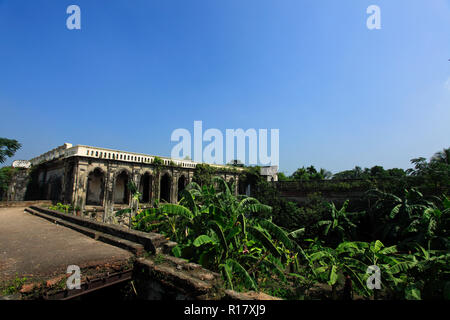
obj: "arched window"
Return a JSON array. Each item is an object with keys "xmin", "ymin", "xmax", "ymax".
[
  {"xmin": 139, "ymin": 173, "xmax": 153, "ymax": 203},
  {"xmin": 178, "ymin": 175, "xmax": 186, "ymax": 201},
  {"xmin": 113, "ymin": 171, "xmax": 129, "ymax": 204},
  {"xmin": 86, "ymin": 168, "xmax": 105, "ymax": 205},
  {"xmin": 160, "ymin": 173, "xmax": 171, "ymax": 203}
]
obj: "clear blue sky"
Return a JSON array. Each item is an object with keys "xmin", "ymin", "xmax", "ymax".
[{"xmin": 1, "ymin": 0, "xmax": 449, "ymax": 175}]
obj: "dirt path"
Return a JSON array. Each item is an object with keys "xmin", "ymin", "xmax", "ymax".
[{"xmin": 0, "ymin": 207, "xmax": 132, "ymax": 284}]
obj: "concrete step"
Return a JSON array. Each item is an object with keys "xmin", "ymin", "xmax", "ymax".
[
  {"xmin": 25, "ymin": 207, "xmax": 145, "ymax": 256},
  {"xmin": 28, "ymin": 205, "xmax": 167, "ymax": 253}
]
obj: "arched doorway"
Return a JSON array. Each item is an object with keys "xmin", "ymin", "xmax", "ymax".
[
  {"xmin": 160, "ymin": 173, "xmax": 171, "ymax": 203},
  {"xmin": 139, "ymin": 173, "xmax": 152, "ymax": 203},
  {"xmin": 48, "ymin": 176, "xmax": 62, "ymax": 202},
  {"xmin": 238, "ymin": 179, "xmax": 249, "ymax": 195},
  {"xmin": 86, "ymin": 168, "xmax": 105, "ymax": 205},
  {"xmin": 177, "ymin": 175, "xmax": 186, "ymax": 201},
  {"xmin": 114, "ymin": 171, "xmax": 129, "ymax": 204}
]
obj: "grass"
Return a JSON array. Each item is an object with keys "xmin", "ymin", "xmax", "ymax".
[{"xmin": 1, "ymin": 274, "xmax": 27, "ymax": 296}]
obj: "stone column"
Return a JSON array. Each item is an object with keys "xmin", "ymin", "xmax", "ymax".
[
  {"xmin": 103, "ymin": 164, "xmax": 115, "ymax": 223},
  {"xmin": 171, "ymin": 172, "xmax": 177, "ymax": 204},
  {"xmin": 153, "ymin": 171, "xmax": 160, "ymax": 204},
  {"xmin": 74, "ymin": 161, "xmax": 88, "ymax": 213}
]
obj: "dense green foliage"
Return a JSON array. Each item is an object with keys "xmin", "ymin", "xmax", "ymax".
[
  {"xmin": 130, "ymin": 171, "xmax": 449, "ymax": 299},
  {"xmin": 0, "ymin": 166, "xmax": 18, "ymax": 200},
  {"xmin": 192, "ymin": 163, "xmax": 238, "ymax": 186},
  {"xmin": 49, "ymin": 202, "xmax": 81, "ymax": 213},
  {"xmin": 177, "ymin": 148, "xmax": 449, "ymax": 299},
  {"xmin": 132, "ymin": 177, "xmax": 298, "ymax": 292},
  {"xmin": 0, "ymin": 138, "xmax": 21, "ymax": 200},
  {"xmin": 332, "ymin": 165, "xmax": 407, "ymax": 180},
  {"xmin": 15, "ymin": 144, "xmax": 448, "ymax": 300},
  {"xmin": 277, "ymin": 147, "xmax": 449, "ymax": 196},
  {"xmin": 192, "ymin": 163, "xmax": 217, "ymax": 186}
]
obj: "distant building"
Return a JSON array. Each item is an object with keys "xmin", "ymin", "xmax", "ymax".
[{"xmin": 260, "ymin": 166, "xmax": 278, "ymax": 182}]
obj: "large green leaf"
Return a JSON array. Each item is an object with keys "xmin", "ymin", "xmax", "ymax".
[
  {"xmin": 221, "ymin": 263, "xmax": 234, "ymax": 290},
  {"xmin": 371, "ymin": 240, "xmax": 384, "ymax": 253},
  {"xmin": 193, "ymin": 234, "xmax": 215, "ymax": 247},
  {"xmin": 342, "ymin": 264, "xmax": 371, "ymax": 297},
  {"xmin": 179, "ymin": 189, "xmax": 198, "ymax": 215},
  {"xmin": 226, "ymin": 259, "xmax": 257, "ymax": 290},
  {"xmin": 336, "ymin": 241, "xmax": 368, "ymax": 255},
  {"xmin": 208, "ymin": 220, "xmax": 228, "ymax": 257},
  {"xmin": 237, "ymin": 197, "xmax": 260, "ymax": 211},
  {"xmin": 225, "ymin": 226, "xmax": 241, "ymax": 243},
  {"xmin": 160, "ymin": 203, "xmax": 194, "ymax": 220},
  {"xmin": 185, "ymin": 181, "xmax": 202, "ymax": 192},
  {"xmin": 244, "ymin": 203, "xmax": 273, "ymax": 216},
  {"xmin": 258, "ymin": 219, "xmax": 293, "ymax": 249},
  {"xmin": 237, "ymin": 213, "xmax": 247, "ymax": 240},
  {"xmin": 379, "ymin": 245, "xmax": 398, "ymax": 255},
  {"xmin": 308, "ymin": 251, "xmax": 330, "ymax": 263},
  {"xmin": 172, "ymin": 245, "xmax": 182, "ymax": 257},
  {"xmin": 328, "ymin": 265, "xmax": 338, "ymax": 286},
  {"xmin": 289, "ymin": 228, "xmax": 305, "ymax": 239},
  {"xmin": 260, "ymin": 257, "xmax": 286, "ymax": 282},
  {"xmin": 213, "ymin": 176, "xmax": 232, "ymax": 197},
  {"xmin": 248, "ymin": 226, "xmax": 281, "ymax": 258},
  {"xmin": 237, "ymin": 197, "xmax": 272, "ymax": 216},
  {"xmin": 388, "ymin": 261, "xmax": 416, "ymax": 274},
  {"xmin": 389, "ymin": 204, "xmax": 402, "ymax": 219}
]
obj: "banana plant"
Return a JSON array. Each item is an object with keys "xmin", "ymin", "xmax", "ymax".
[
  {"xmin": 315, "ymin": 200, "xmax": 360, "ymax": 244},
  {"xmin": 336, "ymin": 240, "xmax": 417, "ymax": 299},
  {"xmin": 365, "ymin": 188, "xmax": 436, "ymax": 244},
  {"xmin": 403, "ymin": 195, "xmax": 450, "ymax": 250},
  {"xmin": 401, "ymin": 244, "xmax": 450, "ymax": 299},
  {"xmin": 132, "ymin": 177, "xmax": 294, "ymax": 291},
  {"xmin": 304, "ymin": 242, "xmax": 366, "ymax": 299}
]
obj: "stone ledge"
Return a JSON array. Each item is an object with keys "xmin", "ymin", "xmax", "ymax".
[
  {"xmin": 224, "ymin": 290, "xmax": 283, "ymax": 300},
  {"xmin": 136, "ymin": 257, "xmax": 222, "ymax": 299},
  {"xmin": 25, "ymin": 206, "xmax": 280, "ymax": 300},
  {"xmin": 29, "ymin": 206, "xmax": 167, "ymax": 253},
  {"xmin": 0, "ymin": 200, "xmax": 52, "ymax": 208},
  {"xmin": 25, "ymin": 207, "xmax": 145, "ymax": 256},
  {"xmin": 136, "ymin": 256, "xmax": 280, "ymax": 300}
]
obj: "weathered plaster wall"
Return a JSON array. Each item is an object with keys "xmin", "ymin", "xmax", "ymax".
[{"xmin": 8, "ymin": 155, "xmax": 241, "ymax": 222}]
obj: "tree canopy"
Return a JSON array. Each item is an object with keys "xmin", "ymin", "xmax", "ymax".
[{"xmin": 0, "ymin": 138, "xmax": 21, "ymax": 164}]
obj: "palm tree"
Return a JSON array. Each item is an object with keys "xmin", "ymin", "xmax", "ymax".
[
  {"xmin": 0, "ymin": 138, "xmax": 21, "ymax": 164},
  {"xmin": 319, "ymin": 168, "xmax": 333, "ymax": 180},
  {"xmin": 431, "ymin": 147, "xmax": 450, "ymax": 165}
]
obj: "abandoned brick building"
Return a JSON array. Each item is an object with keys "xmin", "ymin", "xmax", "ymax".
[{"xmin": 7, "ymin": 143, "xmax": 279, "ymax": 215}]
